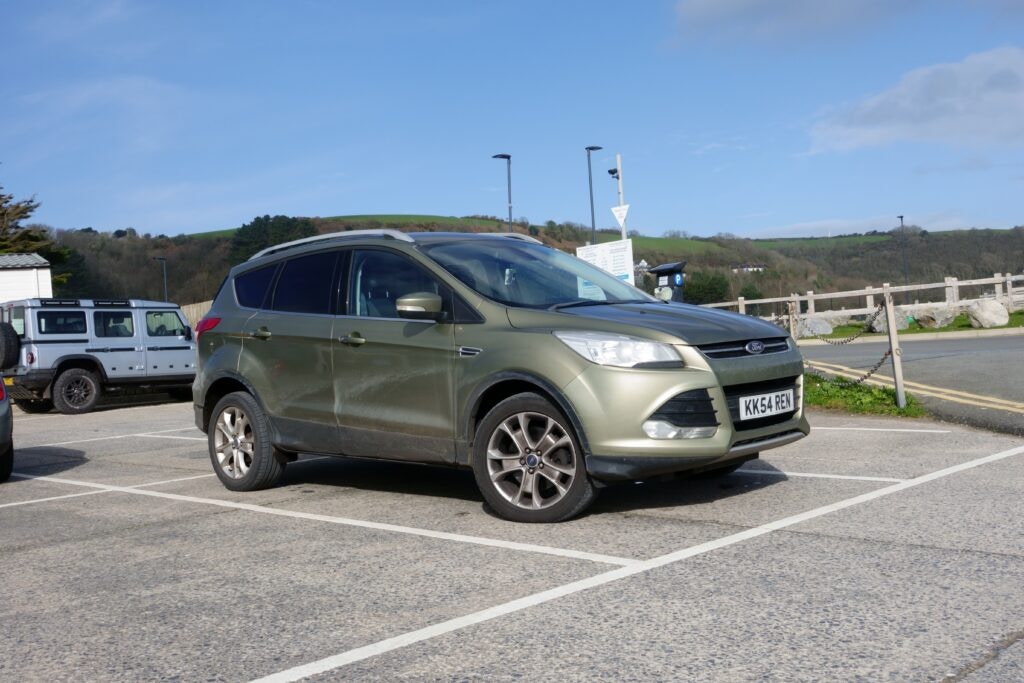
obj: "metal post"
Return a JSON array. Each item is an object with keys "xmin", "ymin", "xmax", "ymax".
[
  {"xmin": 882, "ymin": 285, "xmax": 907, "ymax": 409},
  {"xmin": 585, "ymin": 145, "xmax": 602, "ymax": 244},
  {"xmin": 491, "ymin": 154, "xmax": 512, "ymax": 231},
  {"xmin": 615, "ymin": 153, "xmax": 625, "ymax": 240},
  {"xmin": 897, "ymin": 215, "xmax": 910, "ymax": 304}
]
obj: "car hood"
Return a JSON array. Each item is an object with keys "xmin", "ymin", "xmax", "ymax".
[{"xmin": 508, "ymin": 301, "xmax": 788, "ymax": 347}]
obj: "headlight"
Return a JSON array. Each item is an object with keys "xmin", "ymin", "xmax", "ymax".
[{"xmin": 554, "ymin": 331, "xmax": 683, "ymax": 368}]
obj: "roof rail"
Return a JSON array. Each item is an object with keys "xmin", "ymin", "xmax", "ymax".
[
  {"xmin": 493, "ymin": 232, "xmax": 543, "ymax": 245},
  {"xmin": 248, "ymin": 229, "xmax": 415, "ymax": 261}
]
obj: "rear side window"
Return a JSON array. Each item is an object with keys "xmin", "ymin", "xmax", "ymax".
[
  {"xmin": 10, "ymin": 307, "xmax": 25, "ymax": 336},
  {"xmin": 234, "ymin": 265, "xmax": 276, "ymax": 309},
  {"xmin": 271, "ymin": 252, "xmax": 338, "ymax": 314},
  {"xmin": 37, "ymin": 311, "xmax": 87, "ymax": 335},
  {"xmin": 146, "ymin": 311, "xmax": 186, "ymax": 337},
  {"xmin": 94, "ymin": 312, "xmax": 135, "ymax": 338}
]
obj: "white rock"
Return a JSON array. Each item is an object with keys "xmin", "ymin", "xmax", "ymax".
[
  {"xmin": 798, "ymin": 317, "xmax": 833, "ymax": 338},
  {"xmin": 967, "ymin": 299, "xmax": 1009, "ymax": 328},
  {"xmin": 915, "ymin": 305, "xmax": 957, "ymax": 329}
]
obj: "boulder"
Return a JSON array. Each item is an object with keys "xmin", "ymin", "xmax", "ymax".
[
  {"xmin": 798, "ymin": 317, "xmax": 833, "ymax": 338},
  {"xmin": 870, "ymin": 309, "xmax": 910, "ymax": 333},
  {"xmin": 915, "ymin": 305, "xmax": 957, "ymax": 329},
  {"xmin": 967, "ymin": 299, "xmax": 1009, "ymax": 328},
  {"xmin": 823, "ymin": 314, "xmax": 852, "ymax": 328}
]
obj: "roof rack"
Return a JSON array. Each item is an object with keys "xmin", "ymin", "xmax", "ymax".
[
  {"xmin": 493, "ymin": 232, "xmax": 543, "ymax": 245},
  {"xmin": 248, "ymin": 229, "xmax": 415, "ymax": 261}
]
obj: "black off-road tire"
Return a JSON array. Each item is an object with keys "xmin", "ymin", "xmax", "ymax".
[
  {"xmin": 472, "ymin": 392, "xmax": 597, "ymax": 523},
  {"xmin": 0, "ymin": 443, "xmax": 12, "ymax": 482},
  {"xmin": 52, "ymin": 368, "xmax": 101, "ymax": 415},
  {"xmin": 13, "ymin": 399, "xmax": 54, "ymax": 414},
  {"xmin": 0, "ymin": 323, "xmax": 20, "ymax": 368},
  {"xmin": 207, "ymin": 391, "xmax": 285, "ymax": 492}
]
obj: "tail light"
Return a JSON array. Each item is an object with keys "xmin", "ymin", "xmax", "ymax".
[
  {"xmin": 195, "ymin": 317, "xmax": 221, "ymax": 343},
  {"xmin": 26, "ymin": 351, "xmax": 35, "ymax": 365},
  {"xmin": 0, "ymin": 381, "xmax": 5, "ymax": 401}
]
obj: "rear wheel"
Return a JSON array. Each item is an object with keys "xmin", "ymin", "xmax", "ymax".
[
  {"xmin": 13, "ymin": 399, "xmax": 54, "ymax": 414},
  {"xmin": 472, "ymin": 393, "xmax": 596, "ymax": 523},
  {"xmin": 208, "ymin": 391, "xmax": 284, "ymax": 491},
  {"xmin": 0, "ymin": 323, "xmax": 20, "ymax": 368},
  {"xmin": 52, "ymin": 368, "xmax": 101, "ymax": 414}
]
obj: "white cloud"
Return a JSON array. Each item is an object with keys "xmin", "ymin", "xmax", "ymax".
[
  {"xmin": 810, "ymin": 47, "xmax": 1024, "ymax": 152},
  {"xmin": 675, "ymin": 0, "xmax": 913, "ymax": 41}
]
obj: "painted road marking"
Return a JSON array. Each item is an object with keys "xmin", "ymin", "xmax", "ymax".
[
  {"xmin": 22, "ymin": 427, "xmax": 200, "ymax": 449},
  {"xmin": 737, "ymin": 470, "xmax": 906, "ymax": 483},
  {"xmin": 0, "ymin": 488, "xmax": 109, "ymax": 508},
  {"xmin": 807, "ymin": 360, "xmax": 1024, "ymax": 414},
  {"xmin": 250, "ymin": 442, "xmax": 1024, "ymax": 682},
  {"xmin": 813, "ymin": 427, "xmax": 951, "ymax": 433},
  {"xmin": 8, "ymin": 473, "xmax": 640, "ymax": 567}
]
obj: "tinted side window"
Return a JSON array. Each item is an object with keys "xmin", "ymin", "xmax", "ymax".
[
  {"xmin": 234, "ymin": 265, "xmax": 276, "ymax": 309},
  {"xmin": 271, "ymin": 252, "xmax": 338, "ymax": 314},
  {"xmin": 37, "ymin": 311, "xmax": 87, "ymax": 335},
  {"xmin": 94, "ymin": 311, "xmax": 136, "ymax": 338}
]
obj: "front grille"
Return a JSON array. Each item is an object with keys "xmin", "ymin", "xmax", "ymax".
[
  {"xmin": 649, "ymin": 388, "xmax": 719, "ymax": 427},
  {"xmin": 723, "ymin": 376, "xmax": 799, "ymax": 431},
  {"xmin": 698, "ymin": 337, "xmax": 789, "ymax": 360}
]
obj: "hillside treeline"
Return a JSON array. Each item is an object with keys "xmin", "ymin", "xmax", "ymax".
[{"xmin": 22, "ymin": 217, "xmax": 1024, "ymax": 307}]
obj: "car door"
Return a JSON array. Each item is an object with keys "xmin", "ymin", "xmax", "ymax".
[
  {"xmin": 91, "ymin": 309, "xmax": 146, "ymax": 379},
  {"xmin": 238, "ymin": 250, "xmax": 341, "ymax": 453},
  {"xmin": 332, "ymin": 248, "xmax": 457, "ymax": 463},
  {"xmin": 143, "ymin": 308, "xmax": 196, "ymax": 378}
]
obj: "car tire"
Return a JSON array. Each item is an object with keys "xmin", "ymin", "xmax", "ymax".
[
  {"xmin": 0, "ymin": 443, "xmax": 12, "ymax": 483},
  {"xmin": 208, "ymin": 391, "xmax": 284, "ymax": 491},
  {"xmin": 52, "ymin": 368, "xmax": 101, "ymax": 415},
  {"xmin": 0, "ymin": 323, "xmax": 20, "ymax": 368},
  {"xmin": 13, "ymin": 399, "xmax": 54, "ymax": 414},
  {"xmin": 472, "ymin": 392, "xmax": 597, "ymax": 523}
]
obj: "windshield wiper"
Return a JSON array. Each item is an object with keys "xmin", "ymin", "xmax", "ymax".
[{"xmin": 548, "ymin": 298, "xmax": 649, "ymax": 311}]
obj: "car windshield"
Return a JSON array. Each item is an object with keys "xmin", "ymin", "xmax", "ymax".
[{"xmin": 421, "ymin": 239, "xmax": 654, "ymax": 309}]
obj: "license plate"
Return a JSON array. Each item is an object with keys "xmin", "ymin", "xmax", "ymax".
[
  {"xmin": 2, "ymin": 377, "xmax": 12, "ymax": 386},
  {"xmin": 739, "ymin": 388, "xmax": 794, "ymax": 420}
]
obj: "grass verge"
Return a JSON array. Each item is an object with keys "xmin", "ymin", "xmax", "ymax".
[
  {"xmin": 804, "ymin": 373, "xmax": 928, "ymax": 417},
  {"xmin": 826, "ymin": 311, "xmax": 1024, "ymax": 338}
]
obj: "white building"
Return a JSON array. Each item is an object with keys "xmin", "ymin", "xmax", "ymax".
[{"xmin": 0, "ymin": 253, "xmax": 53, "ymax": 301}]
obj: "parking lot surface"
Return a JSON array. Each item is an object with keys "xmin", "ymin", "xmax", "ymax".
[{"xmin": 2, "ymin": 402, "xmax": 1022, "ymax": 681}]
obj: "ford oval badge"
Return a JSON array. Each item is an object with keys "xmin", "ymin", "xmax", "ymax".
[{"xmin": 745, "ymin": 340, "xmax": 765, "ymax": 355}]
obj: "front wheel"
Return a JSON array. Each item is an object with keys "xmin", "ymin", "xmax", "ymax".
[
  {"xmin": 472, "ymin": 393, "xmax": 596, "ymax": 523},
  {"xmin": 52, "ymin": 368, "xmax": 100, "ymax": 414},
  {"xmin": 208, "ymin": 391, "xmax": 284, "ymax": 491}
]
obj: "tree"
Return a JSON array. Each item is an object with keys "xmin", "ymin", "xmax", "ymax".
[
  {"xmin": 229, "ymin": 215, "xmax": 317, "ymax": 262},
  {"xmin": 683, "ymin": 271, "xmax": 730, "ymax": 304},
  {"xmin": 0, "ymin": 184, "xmax": 44, "ymax": 252}
]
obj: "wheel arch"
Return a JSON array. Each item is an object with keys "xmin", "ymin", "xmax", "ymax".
[
  {"xmin": 200, "ymin": 372, "xmax": 265, "ymax": 433},
  {"xmin": 462, "ymin": 371, "xmax": 589, "ymax": 464},
  {"xmin": 51, "ymin": 356, "xmax": 106, "ymax": 394}
]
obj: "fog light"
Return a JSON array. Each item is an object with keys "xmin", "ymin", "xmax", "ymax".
[{"xmin": 642, "ymin": 420, "xmax": 717, "ymax": 440}]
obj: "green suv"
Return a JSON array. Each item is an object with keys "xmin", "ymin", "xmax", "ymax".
[{"xmin": 194, "ymin": 230, "xmax": 808, "ymax": 522}]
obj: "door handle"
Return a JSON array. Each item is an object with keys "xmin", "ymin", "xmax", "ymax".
[
  {"xmin": 251, "ymin": 327, "xmax": 272, "ymax": 340},
  {"xmin": 339, "ymin": 334, "xmax": 366, "ymax": 346}
]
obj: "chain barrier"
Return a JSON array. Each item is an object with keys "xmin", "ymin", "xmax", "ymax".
[{"xmin": 799, "ymin": 303, "xmax": 885, "ymax": 345}]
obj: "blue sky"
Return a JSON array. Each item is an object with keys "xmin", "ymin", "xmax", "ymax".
[{"xmin": 2, "ymin": 0, "xmax": 1023, "ymax": 238}]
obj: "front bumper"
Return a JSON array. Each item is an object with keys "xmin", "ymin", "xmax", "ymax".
[{"xmin": 2, "ymin": 369, "xmax": 56, "ymax": 400}]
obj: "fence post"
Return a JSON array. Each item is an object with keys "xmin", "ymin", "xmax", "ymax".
[
  {"xmin": 1006, "ymin": 274, "xmax": 1017, "ymax": 311},
  {"xmin": 788, "ymin": 299, "xmax": 798, "ymax": 339},
  {"xmin": 865, "ymin": 288, "xmax": 874, "ymax": 310},
  {"xmin": 806, "ymin": 291, "xmax": 815, "ymax": 315},
  {"xmin": 944, "ymin": 277, "xmax": 959, "ymax": 305},
  {"xmin": 882, "ymin": 285, "xmax": 907, "ymax": 409},
  {"xmin": 994, "ymin": 273, "xmax": 1004, "ymax": 301},
  {"xmin": 737, "ymin": 296, "xmax": 746, "ymax": 314}
]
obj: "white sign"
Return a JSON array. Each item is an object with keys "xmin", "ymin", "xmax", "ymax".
[
  {"xmin": 611, "ymin": 204, "xmax": 630, "ymax": 228},
  {"xmin": 575, "ymin": 239, "xmax": 636, "ymax": 291}
]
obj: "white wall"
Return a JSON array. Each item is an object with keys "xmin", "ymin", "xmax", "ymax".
[{"xmin": 0, "ymin": 268, "xmax": 54, "ymax": 302}]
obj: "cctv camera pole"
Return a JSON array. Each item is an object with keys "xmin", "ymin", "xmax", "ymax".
[
  {"xmin": 614, "ymin": 153, "xmax": 625, "ymax": 239},
  {"xmin": 585, "ymin": 145, "xmax": 602, "ymax": 244}
]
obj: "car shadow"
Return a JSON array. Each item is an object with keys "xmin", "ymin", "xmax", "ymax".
[
  {"xmin": 587, "ymin": 462, "xmax": 788, "ymax": 516},
  {"xmin": 9, "ymin": 447, "xmax": 89, "ymax": 479},
  {"xmin": 279, "ymin": 456, "xmax": 788, "ymax": 517}
]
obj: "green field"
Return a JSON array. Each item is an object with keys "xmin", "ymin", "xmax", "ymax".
[{"xmin": 753, "ymin": 235, "xmax": 892, "ymax": 250}]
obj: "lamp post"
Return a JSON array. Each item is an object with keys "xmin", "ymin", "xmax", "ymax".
[
  {"xmin": 585, "ymin": 145, "xmax": 602, "ymax": 244},
  {"xmin": 152, "ymin": 256, "xmax": 167, "ymax": 302},
  {"xmin": 897, "ymin": 215, "xmax": 909, "ymax": 304},
  {"xmin": 491, "ymin": 154, "xmax": 512, "ymax": 231}
]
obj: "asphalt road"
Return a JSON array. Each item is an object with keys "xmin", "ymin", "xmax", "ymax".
[
  {"xmin": 2, "ymin": 402, "xmax": 1023, "ymax": 681},
  {"xmin": 800, "ymin": 335, "xmax": 1024, "ymax": 436}
]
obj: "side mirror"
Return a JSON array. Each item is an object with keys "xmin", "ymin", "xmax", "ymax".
[
  {"xmin": 183, "ymin": 326, "xmax": 193, "ymax": 341},
  {"xmin": 396, "ymin": 292, "xmax": 445, "ymax": 322}
]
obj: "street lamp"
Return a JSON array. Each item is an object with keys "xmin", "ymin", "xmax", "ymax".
[
  {"xmin": 152, "ymin": 256, "xmax": 167, "ymax": 302},
  {"xmin": 897, "ymin": 215, "xmax": 909, "ymax": 303},
  {"xmin": 491, "ymin": 154, "xmax": 512, "ymax": 232},
  {"xmin": 585, "ymin": 145, "xmax": 602, "ymax": 244}
]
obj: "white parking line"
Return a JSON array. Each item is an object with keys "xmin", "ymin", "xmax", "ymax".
[
  {"xmin": 737, "ymin": 470, "xmax": 906, "ymax": 483},
  {"xmin": 813, "ymin": 427, "xmax": 951, "ymax": 433},
  {"xmin": 23, "ymin": 427, "xmax": 200, "ymax": 448},
  {"xmin": 10, "ymin": 473, "xmax": 639, "ymax": 567},
  {"xmin": 250, "ymin": 443, "xmax": 1024, "ymax": 682},
  {"xmin": 136, "ymin": 434, "xmax": 207, "ymax": 442},
  {"xmin": 0, "ymin": 488, "xmax": 109, "ymax": 508}
]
